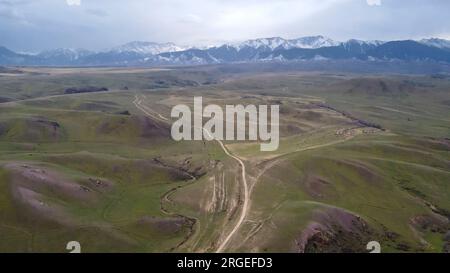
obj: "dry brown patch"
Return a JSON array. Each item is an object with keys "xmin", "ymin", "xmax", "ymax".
[{"xmin": 294, "ymin": 207, "xmax": 376, "ymax": 253}]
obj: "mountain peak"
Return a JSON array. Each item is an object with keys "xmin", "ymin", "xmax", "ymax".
[
  {"xmin": 229, "ymin": 37, "xmax": 288, "ymax": 50},
  {"xmin": 111, "ymin": 41, "xmax": 190, "ymax": 55},
  {"xmin": 37, "ymin": 48, "xmax": 93, "ymax": 61},
  {"xmin": 420, "ymin": 38, "xmax": 450, "ymax": 49},
  {"xmin": 228, "ymin": 35, "xmax": 339, "ymax": 51},
  {"xmin": 289, "ymin": 35, "xmax": 340, "ymax": 49}
]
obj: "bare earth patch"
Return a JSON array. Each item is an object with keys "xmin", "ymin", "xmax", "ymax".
[{"xmin": 294, "ymin": 207, "xmax": 376, "ymax": 253}]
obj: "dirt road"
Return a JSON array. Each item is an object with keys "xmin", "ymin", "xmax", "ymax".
[{"xmin": 202, "ymin": 130, "xmax": 249, "ymax": 253}]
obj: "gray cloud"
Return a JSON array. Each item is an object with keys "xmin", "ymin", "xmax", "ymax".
[
  {"xmin": 0, "ymin": 0, "xmax": 449, "ymax": 52},
  {"xmin": 85, "ymin": 8, "xmax": 108, "ymax": 17},
  {"xmin": 0, "ymin": 0, "xmax": 32, "ymax": 6}
]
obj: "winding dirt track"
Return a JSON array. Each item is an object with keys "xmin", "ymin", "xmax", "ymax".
[
  {"xmin": 133, "ymin": 94, "xmax": 249, "ymax": 253},
  {"xmin": 202, "ymin": 130, "xmax": 248, "ymax": 253}
]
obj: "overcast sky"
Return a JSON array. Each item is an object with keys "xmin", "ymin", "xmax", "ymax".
[{"xmin": 0, "ymin": 0, "xmax": 449, "ymax": 51}]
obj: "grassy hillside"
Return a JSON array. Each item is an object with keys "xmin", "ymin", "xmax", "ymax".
[{"xmin": 0, "ymin": 67, "xmax": 448, "ymax": 252}]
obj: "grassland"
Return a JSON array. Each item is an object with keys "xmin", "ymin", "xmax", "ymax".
[{"xmin": 0, "ymin": 66, "xmax": 448, "ymax": 252}]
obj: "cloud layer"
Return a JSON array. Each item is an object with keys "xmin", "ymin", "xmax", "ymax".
[
  {"xmin": 0, "ymin": 0, "xmax": 449, "ymax": 51},
  {"xmin": 66, "ymin": 0, "xmax": 81, "ymax": 6},
  {"xmin": 367, "ymin": 0, "xmax": 381, "ymax": 6}
]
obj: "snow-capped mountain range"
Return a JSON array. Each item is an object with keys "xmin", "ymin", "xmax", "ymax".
[{"xmin": 1, "ymin": 36, "xmax": 450, "ymax": 66}]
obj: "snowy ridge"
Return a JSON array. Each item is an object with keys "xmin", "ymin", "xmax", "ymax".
[
  {"xmin": 228, "ymin": 36, "xmax": 340, "ymax": 51},
  {"xmin": 420, "ymin": 38, "xmax": 450, "ymax": 49},
  {"xmin": 37, "ymin": 48, "xmax": 93, "ymax": 61},
  {"xmin": 110, "ymin": 41, "xmax": 190, "ymax": 55}
]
